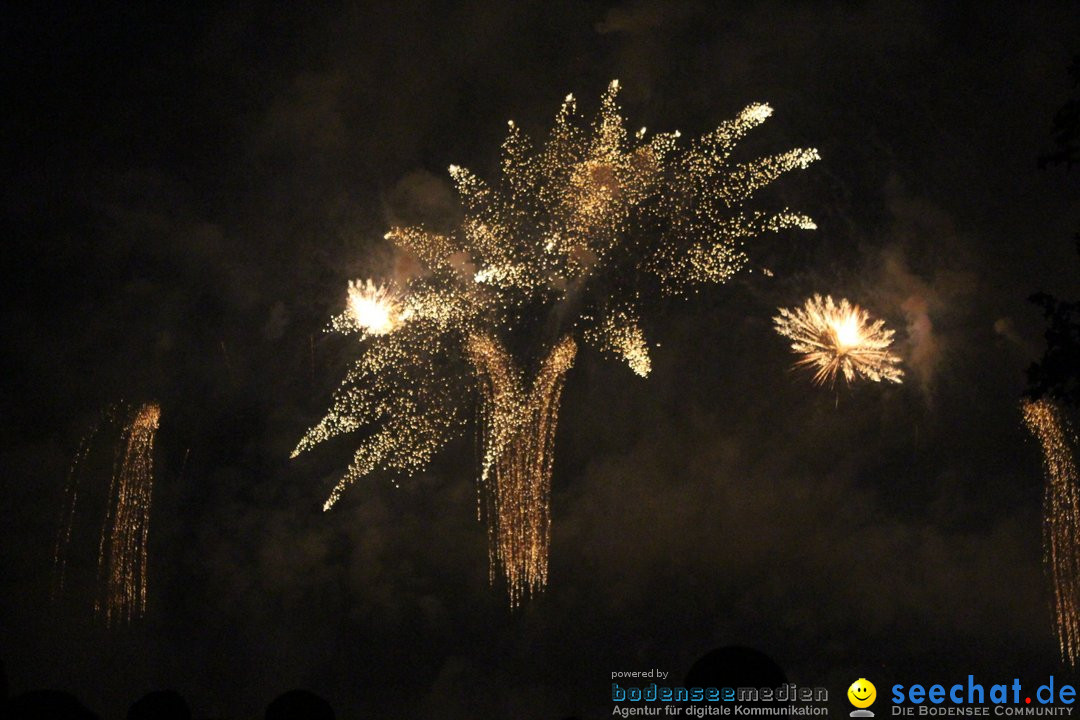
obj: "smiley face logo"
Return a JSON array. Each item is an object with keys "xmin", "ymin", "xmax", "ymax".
[{"xmin": 848, "ymin": 678, "xmax": 877, "ymax": 709}]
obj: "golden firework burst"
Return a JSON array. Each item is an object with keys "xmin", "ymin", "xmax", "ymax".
[
  {"xmin": 295, "ymin": 81, "xmax": 819, "ymax": 603},
  {"xmin": 773, "ymin": 294, "xmax": 903, "ymax": 386}
]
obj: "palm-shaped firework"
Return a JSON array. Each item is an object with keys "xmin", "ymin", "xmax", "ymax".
[{"xmin": 293, "ymin": 81, "xmax": 819, "ymax": 604}]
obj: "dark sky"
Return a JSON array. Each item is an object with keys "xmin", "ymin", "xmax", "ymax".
[{"xmin": 2, "ymin": 2, "xmax": 1079, "ymax": 718}]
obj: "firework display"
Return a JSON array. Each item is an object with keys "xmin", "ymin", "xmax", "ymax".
[
  {"xmin": 773, "ymin": 294, "xmax": 903, "ymax": 387},
  {"xmin": 293, "ymin": 81, "xmax": 819, "ymax": 603},
  {"xmin": 1022, "ymin": 398, "xmax": 1080, "ymax": 666},
  {"xmin": 53, "ymin": 402, "xmax": 162, "ymax": 624},
  {"xmin": 97, "ymin": 402, "xmax": 161, "ymax": 624}
]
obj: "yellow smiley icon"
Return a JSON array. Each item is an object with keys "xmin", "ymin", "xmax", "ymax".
[{"xmin": 848, "ymin": 679, "xmax": 877, "ymax": 708}]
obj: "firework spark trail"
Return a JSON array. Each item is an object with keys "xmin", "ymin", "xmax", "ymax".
[
  {"xmin": 585, "ymin": 308, "xmax": 651, "ymax": 377},
  {"xmin": 467, "ymin": 333, "xmax": 577, "ymax": 605},
  {"xmin": 96, "ymin": 402, "xmax": 161, "ymax": 625},
  {"xmin": 773, "ymin": 294, "xmax": 903, "ymax": 386},
  {"xmin": 1022, "ymin": 398, "xmax": 1080, "ymax": 666},
  {"xmin": 294, "ymin": 81, "xmax": 819, "ymax": 602},
  {"xmin": 53, "ymin": 415, "xmax": 107, "ymax": 600}
]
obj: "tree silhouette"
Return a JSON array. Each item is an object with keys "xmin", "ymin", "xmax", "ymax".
[{"xmin": 1028, "ymin": 54, "xmax": 1080, "ymax": 408}]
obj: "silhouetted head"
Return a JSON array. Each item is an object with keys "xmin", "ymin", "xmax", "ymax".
[
  {"xmin": 6, "ymin": 689, "xmax": 100, "ymax": 720},
  {"xmin": 685, "ymin": 646, "xmax": 789, "ymax": 720},
  {"xmin": 685, "ymin": 645, "xmax": 787, "ymax": 688},
  {"xmin": 127, "ymin": 689, "xmax": 191, "ymax": 720},
  {"xmin": 265, "ymin": 689, "xmax": 335, "ymax": 720}
]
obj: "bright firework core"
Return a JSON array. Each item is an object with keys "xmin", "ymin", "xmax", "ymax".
[
  {"xmin": 774, "ymin": 294, "xmax": 903, "ymax": 386},
  {"xmin": 295, "ymin": 81, "xmax": 819, "ymax": 604},
  {"xmin": 343, "ymin": 279, "xmax": 407, "ymax": 335},
  {"xmin": 832, "ymin": 313, "xmax": 860, "ymax": 350}
]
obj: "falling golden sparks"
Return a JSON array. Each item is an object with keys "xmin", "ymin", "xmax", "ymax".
[
  {"xmin": 96, "ymin": 402, "xmax": 161, "ymax": 625},
  {"xmin": 773, "ymin": 294, "xmax": 903, "ymax": 386},
  {"xmin": 1022, "ymin": 398, "xmax": 1080, "ymax": 666},
  {"xmin": 53, "ymin": 411, "xmax": 109, "ymax": 600},
  {"xmin": 294, "ymin": 81, "xmax": 819, "ymax": 603},
  {"xmin": 467, "ymin": 333, "xmax": 577, "ymax": 605},
  {"xmin": 585, "ymin": 308, "xmax": 652, "ymax": 377}
]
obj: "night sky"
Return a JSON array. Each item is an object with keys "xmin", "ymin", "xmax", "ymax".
[{"xmin": 3, "ymin": 2, "xmax": 1080, "ymax": 718}]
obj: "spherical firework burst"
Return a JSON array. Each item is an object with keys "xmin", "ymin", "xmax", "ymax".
[
  {"xmin": 294, "ymin": 81, "xmax": 819, "ymax": 604},
  {"xmin": 773, "ymin": 294, "xmax": 903, "ymax": 386}
]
